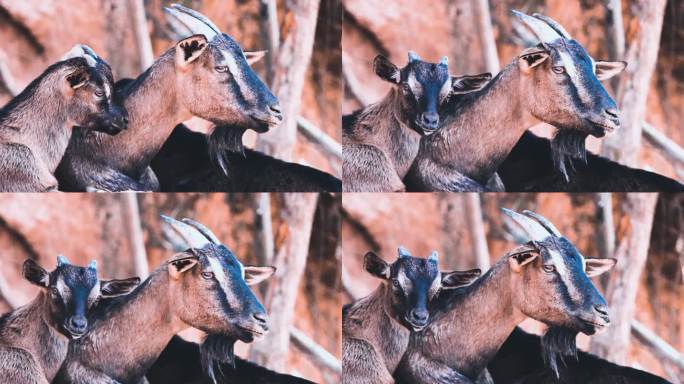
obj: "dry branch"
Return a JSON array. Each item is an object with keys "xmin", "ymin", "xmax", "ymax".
[
  {"xmin": 290, "ymin": 326, "xmax": 342, "ymax": 374},
  {"xmin": 259, "ymin": 0, "xmax": 280, "ymax": 83},
  {"xmin": 122, "ymin": 194, "xmax": 149, "ymax": 279},
  {"xmin": 0, "ymin": 53, "xmax": 20, "ymax": 97},
  {"xmin": 128, "ymin": 0, "xmax": 154, "ymax": 71},
  {"xmin": 464, "ymin": 193, "xmax": 490, "ymax": 271},
  {"xmin": 590, "ymin": 193, "xmax": 659, "ymax": 363},
  {"xmin": 0, "ymin": 272, "xmax": 20, "ymax": 309},
  {"xmin": 472, "ymin": 0, "xmax": 499, "ymax": 74},
  {"xmin": 601, "ymin": 0, "xmax": 667, "ymax": 167},
  {"xmin": 642, "ymin": 121, "xmax": 684, "ymax": 168},
  {"xmin": 342, "ymin": 54, "xmax": 374, "ymax": 107},
  {"xmin": 297, "ymin": 116, "xmax": 342, "ymax": 160},
  {"xmin": 631, "ymin": 320, "xmax": 684, "ymax": 373}
]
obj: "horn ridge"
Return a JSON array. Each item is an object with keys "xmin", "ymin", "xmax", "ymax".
[
  {"xmin": 531, "ymin": 13, "xmax": 572, "ymax": 40},
  {"xmin": 181, "ymin": 218, "xmax": 221, "ymax": 244},
  {"xmin": 522, "ymin": 210, "xmax": 562, "ymax": 237},
  {"xmin": 501, "ymin": 208, "xmax": 552, "ymax": 242},
  {"xmin": 512, "ymin": 9, "xmax": 563, "ymax": 44},
  {"xmin": 160, "ymin": 215, "xmax": 212, "ymax": 249}
]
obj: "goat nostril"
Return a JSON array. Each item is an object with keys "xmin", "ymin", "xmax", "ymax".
[
  {"xmin": 70, "ymin": 317, "xmax": 87, "ymax": 330},
  {"xmin": 594, "ymin": 305, "xmax": 609, "ymax": 316},
  {"xmin": 604, "ymin": 108, "xmax": 619, "ymax": 119},
  {"xmin": 410, "ymin": 309, "xmax": 428, "ymax": 322},
  {"xmin": 253, "ymin": 312, "xmax": 268, "ymax": 324},
  {"xmin": 421, "ymin": 113, "xmax": 438, "ymax": 126},
  {"xmin": 269, "ymin": 105, "xmax": 282, "ymax": 115}
]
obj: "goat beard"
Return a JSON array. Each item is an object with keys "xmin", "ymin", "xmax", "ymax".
[
  {"xmin": 200, "ymin": 334, "xmax": 237, "ymax": 384},
  {"xmin": 208, "ymin": 125, "xmax": 247, "ymax": 176},
  {"xmin": 541, "ymin": 326, "xmax": 579, "ymax": 379},
  {"xmin": 551, "ymin": 130, "xmax": 588, "ymax": 183}
]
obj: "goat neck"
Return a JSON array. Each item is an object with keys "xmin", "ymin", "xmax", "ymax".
[
  {"xmin": 0, "ymin": 292, "xmax": 69, "ymax": 381},
  {"xmin": 347, "ymin": 89, "xmax": 422, "ymax": 178},
  {"xmin": 345, "ymin": 283, "xmax": 410, "ymax": 373},
  {"xmin": 91, "ymin": 51, "xmax": 191, "ymax": 177},
  {"xmin": 417, "ymin": 258, "xmax": 524, "ymax": 379},
  {"xmin": 427, "ymin": 63, "xmax": 530, "ymax": 183},
  {"xmin": 67, "ymin": 268, "xmax": 183, "ymax": 381},
  {"xmin": 0, "ymin": 76, "xmax": 71, "ymax": 173}
]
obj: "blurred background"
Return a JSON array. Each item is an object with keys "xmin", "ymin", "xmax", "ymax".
[
  {"xmin": 0, "ymin": 0, "xmax": 341, "ymax": 177},
  {"xmin": 342, "ymin": 0, "xmax": 684, "ymax": 183},
  {"xmin": 0, "ymin": 193, "xmax": 341, "ymax": 383},
  {"xmin": 342, "ymin": 192, "xmax": 684, "ymax": 382}
]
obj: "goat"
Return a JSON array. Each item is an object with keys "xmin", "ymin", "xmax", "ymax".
[
  {"xmin": 343, "ymin": 247, "xmax": 480, "ymax": 384},
  {"xmin": 146, "ymin": 335, "xmax": 315, "ymax": 383},
  {"xmin": 0, "ymin": 45, "xmax": 127, "ymax": 192},
  {"xmin": 497, "ymin": 131, "xmax": 684, "ymax": 191},
  {"xmin": 406, "ymin": 11, "xmax": 627, "ymax": 191},
  {"xmin": 54, "ymin": 216, "xmax": 275, "ymax": 384},
  {"xmin": 342, "ymin": 52, "xmax": 491, "ymax": 192},
  {"xmin": 487, "ymin": 326, "xmax": 671, "ymax": 383},
  {"xmin": 57, "ymin": 4, "xmax": 282, "ymax": 192},
  {"xmin": 0, "ymin": 256, "xmax": 139, "ymax": 384},
  {"xmin": 395, "ymin": 209, "xmax": 616, "ymax": 384},
  {"xmin": 149, "ymin": 123, "xmax": 341, "ymax": 192}
]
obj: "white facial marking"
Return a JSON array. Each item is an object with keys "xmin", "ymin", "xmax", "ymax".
[
  {"xmin": 56, "ymin": 276, "xmax": 70, "ymax": 300},
  {"xmin": 397, "ymin": 268, "xmax": 411, "ymax": 292},
  {"xmin": 206, "ymin": 255, "xmax": 239, "ymax": 307},
  {"xmin": 558, "ymin": 50, "xmax": 591, "ymax": 103},
  {"xmin": 439, "ymin": 77, "xmax": 452, "ymax": 100},
  {"xmin": 548, "ymin": 248, "xmax": 581, "ymax": 301},
  {"xmin": 407, "ymin": 72, "xmax": 422, "ymax": 97},
  {"xmin": 220, "ymin": 49, "xmax": 254, "ymax": 100},
  {"xmin": 428, "ymin": 271, "xmax": 441, "ymax": 298},
  {"xmin": 88, "ymin": 281, "xmax": 101, "ymax": 305}
]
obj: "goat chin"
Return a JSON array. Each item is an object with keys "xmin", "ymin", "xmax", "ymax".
[
  {"xmin": 200, "ymin": 334, "xmax": 237, "ymax": 382},
  {"xmin": 540, "ymin": 326, "xmax": 579, "ymax": 378},
  {"xmin": 550, "ymin": 130, "xmax": 588, "ymax": 183}
]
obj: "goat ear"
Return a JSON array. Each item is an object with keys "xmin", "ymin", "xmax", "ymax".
[
  {"xmin": 168, "ymin": 256, "xmax": 199, "ymax": 279},
  {"xmin": 451, "ymin": 73, "xmax": 492, "ymax": 95},
  {"xmin": 176, "ymin": 34, "xmax": 209, "ymax": 71},
  {"xmin": 373, "ymin": 55, "xmax": 400, "ymax": 84},
  {"xmin": 518, "ymin": 48, "xmax": 550, "ymax": 74},
  {"xmin": 584, "ymin": 258, "xmax": 616, "ymax": 277},
  {"xmin": 363, "ymin": 252, "xmax": 390, "ymax": 280},
  {"xmin": 441, "ymin": 268, "xmax": 481, "ymax": 290},
  {"xmin": 22, "ymin": 259, "xmax": 50, "ymax": 288},
  {"xmin": 594, "ymin": 61, "xmax": 626, "ymax": 81},
  {"xmin": 508, "ymin": 250, "xmax": 540, "ymax": 273},
  {"xmin": 243, "ymin": 266, "xmax": 276, "ymax": 285},
  {"xmin": 100, "ymin": 277, "xmax": 141, "ymax": 298},
  {"xmin": 66, "ymin": 67, "xmax": 90, "ymax": 90},
  {"xmin": 244, "ymin": 50, "xmax": 267, "ymax": 66}
]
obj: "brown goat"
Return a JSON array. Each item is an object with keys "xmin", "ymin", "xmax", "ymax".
[
  {"xmin": 0, "ymin": 46, "xmax": 127, "ymax": 192},
  {"xmin": 343, "ymin": 53, "xmax": 490, "ymax": 192},
  {"xmin": 343, "ymin": 248, "xmax": 480, "ymax": 384},
  {"xmin": 0, "ymin": 256, "xmax": 138, "ymax": 384}
]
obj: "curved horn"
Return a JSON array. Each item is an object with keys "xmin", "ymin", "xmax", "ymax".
[
  {"xmin": 501, "ymin": 208, "xmax": 552, "ymax": 242},
  {"xmin": 439, "ymin": 56, "xmax": 448, "ymax": 66},
  {"xmin": 160, "ymin": 215, "xmax": 211, "ymax": 249},
  {"xmin": 57, "ymin": 255, "xmax": 70, "ymax": 267},
  {"xmin": 87, "ymin": 260, "xmax": 97, "ymax": 270},
  {"xmin": 408, "ymin": 51, "xmax": 421, "ymax": 63},
  {"xmin": 181, "ymin": 218, "xmax": 220, "ymax": 244},
  {"xmin": 61, "ymin": 45, "xmax": 97, "ymax": 67},
  {"xmin": 512, "ymin": 10, "xmax": 562, "ymax": 44},
  {"xmin": 428, "ymin": 251, "xmax": 438, "ymax": 262},
  {"xmin": 398, "ymin": 246, "xmax": 411, "ymax": 258},
  {"xmin": 532, "ymin": 13, "xmax": 572, "ymax": 40},
  {"xmin": 522, "ymin": 210, "xmax": 562, "ymax": 237},
  {"xmin": 164, "ymin": 4, "xmax": 220, "ymax": 40}
]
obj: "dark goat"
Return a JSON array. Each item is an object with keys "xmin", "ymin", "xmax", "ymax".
[
  {"xmin": 57, "ymin": 5, "xmax": 281, "ymax": 191},
  {"xmin": 146, "ymin": 335, "xmax": 314, "ymax": 384},
  {"xmin": 343, "ymin": 52, "xmax": 490, "ymax": 192},
  {"xmin": 0, "ymin": 256, "xmax": 138, "ymax": 384},
  {"xmin": 150, "ymin": 123, "xmax": 341, "ymax": 192},
  {"xmin": 343, "ymin": 248, "xmax": 480, "ymax": 384},
  {"xmin": 0, "ymin": 46, "xmax": 126, "ymax": 192},
  {"xmin": 487, "ymin": 327, "xmax": 671, "ymax": 384},
  {"xmin": 498, "ymin": 131, "xmax": 684, "ymax": 192}
]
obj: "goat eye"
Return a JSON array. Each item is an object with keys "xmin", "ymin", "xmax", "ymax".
[
  {"xmin": 215, "ymin": 66, "xmax": 228, "ymax": 73},
  {"xmin": 94, "ymin": 90, "xmax": 104, "ymax": 98},
  {"xmin": 201, "ymin": 272, "xmax": 214, "ymax": 280},
  {"xmin": 552, "ymin": 66, "xmax": 565, "ymax": 74},
  {"xmin": 50, "ymin": 287, "xmax": 60, "ymax": 296},
  {"xmin": 392, "ymin": 279, "xmax": 401, "ymax": 288},
  {"xmin": 543, "ymin": 265, "xmax": 556, "ymax": 273}
]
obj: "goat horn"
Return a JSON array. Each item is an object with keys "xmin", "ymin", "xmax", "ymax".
[
  {"xmin": 181, "ymin": 218, "xmax": 220, "ymax": 244},
  {"xmin": 57, "ymin": 255, "xmax": 70, "ymax": 267},
  {"xmin": 398, "ymin": 246, "xmax": 411, "ymax": 258},
  {"xmin": 160, "ymin": 215, "xmax": 211, "ymax": 249},
  {"xmin": 61, "ymin": 45, "xmax": 97, "ymax": 67},
  {"xmin": 501, "ymin": 208, "xmax": 551, "ymax": 242},
  {"xmin": 532, "ymin": 13, "xmax": 572, "ymax": 40},
  {"xmin": 428, "ymin": 251, "xmax": 438, "ymax": 262},
  {"xmin": 408, "ymin": 51, "xmax": 421, "ymax": 63},
  {"xmin": 164, "ymin": 4, "xmax": 220, "ymax": 41},
  {"xmin": 522, "ymin": 210, "xmax": 562, "ymax": 237},
  {"xmin": 439, "ymin": 56, "xmax": 448, "ymax": 66},
  {"xmin": 87, "ymin": 260, "xmax": 97, "ymax": 270},
  {"xmin": 512, "ymin": 10, "xmax": 562, "ymax": 44}
]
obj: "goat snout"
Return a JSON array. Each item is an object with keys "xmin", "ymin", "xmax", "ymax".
[
  {"xmin": 66, "ymin": 316, "xmax": 88, "ymax": 336},
  {"xmin": 252, "ymin": 312, "xmax": 269, "ymax": 327},
  {"xmin": 409, "ymin": 309, "xmax": 429, "ymax": 324},
  {"xmin": 419, "ymin": 112, "xmax": 439, "ymax": 130},
  {"xmin": 593, "ymin": 305, "xmax": 609, "ymax": 320}
]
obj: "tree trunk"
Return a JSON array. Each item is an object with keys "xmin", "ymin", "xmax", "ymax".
[
  {"xmin": 256, "ymin": 0, "xmax": 321, "ymax": 161},
  {"xmin": 250, "ymin": 193, "xmax": 319, "ymax": 371},
  {"xmin": 472, "ymin": 0, "xmax": 499, "ymax": 74},
  {"xmin": 464, "ymin": 193, "xmax": 490, "ymax": 271},
  {"xmin": 601, "ymin": 0, "xmax": 667, "ymax": 167},
  {"xmin": 590, "ymin": 193, "xmax": 659, "ymax": 363}
]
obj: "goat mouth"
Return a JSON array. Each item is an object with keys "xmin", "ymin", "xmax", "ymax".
[
  {"xmin": 577, "ymin": 317, "xmax": 609, "ymax": 334},
  {"xmin": 64, "ymin": 328, "xmax": 87, "ymax": 339},
  {"xmin": 404, "ymin": 318, "xmax": 428, "ymax": 332},
  {"xmin": 250, "ymin": 114, "xmax": 282, "ymax": 131},
  {"xmin": 587, "ymin": 119, "xmax": 618, "ymax": 136},
  {"xmin": 237, "ymin": 325, "xmax": 267, "ymax": 338}
]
